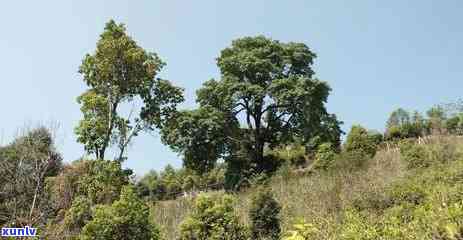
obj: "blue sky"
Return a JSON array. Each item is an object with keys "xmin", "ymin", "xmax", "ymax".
[{"xmin": 0, "ymin": 1, "xmax": 462, "ymax": 176}]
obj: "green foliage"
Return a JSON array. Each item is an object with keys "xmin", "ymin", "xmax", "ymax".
[
  {"xmin": 344, "ymin": 125, "xmax": 378, "ymax": 158},
  {"xmin": 161, "ymin": 107, "xmax": 230, "ymax": 174},
  {"xmin": 78, "ymin": 159, "xmax": 130, "ymax": 205},
  {"xmin": 178, "ymin": 194, "xmax": 247, "ymax": 240},
  {"xmin": 193, "ymin": 35, "xmax": 339, "ymax": 174},
  {"xmin": 312, "ymin": 143, "xmax": 337, "ymax": 170},
  {"xmin": 283, "ymin": 219, "xmax": 318, "ymax": 240},
  {"xmin": 249, "ymin": 187, "xmax": 282, "ymax": 239},
  {"xmin": 340, "ymin": 210, "xmax": 379, "ymax": 240},
  {"xmin": 344, "ymin": 125, "xmax": 378, "ymax": 157},
  {"xmin": 268, "ymin": 144, "xmax": 306, "ymax": 168},
  {"xmin": 399, "ymin": 139, "xmax": 461, "ymax": 169},
  {"xmin": 80, "ymin": 186, "xmax": 161, "ymax": 240},
  {"xmin": 331, "ymin": 150, "xmax": 371, "ymax": 171},
  {"xmin": 386, "ymin": 108, "xmax": 410, "ymax": 129},
  {"xmin": 338, "ymin": 150, "xmax": 463, "ymax": 240},
  {"xmin": 136, "ymin": 165, "xmax": 226, "ymax": 201},
  {"xmin": 63, "ymin": 197, "xmax": 93, "ymax": 234},
  {"xmin": 384, "ymin": 108, "xmax": 425, "ymax": 140},
  {"xmin": 76, "ymin": 20, "xmax": 183, "ymax": 161},
  {"xmin": 0, "ymin": 126, "xmax": 62, "ymax": 227},
  {"xmin": 445, "ymin": 113, "xmax": 463, "ymax": 135},
  {"xmin": 399, "ymin": 141, "xmax": 430, "ymax": 169},
  {"xmin": 427, "ymin": 105, "xmax": 447, "ymax": 134}
]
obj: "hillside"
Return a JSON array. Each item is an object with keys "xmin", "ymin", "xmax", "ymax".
[{"xmin": 153, "ymin": 136, "xmax": 463, "ymax": 239}]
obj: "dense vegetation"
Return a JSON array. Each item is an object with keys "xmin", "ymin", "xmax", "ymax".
[{"xmin": 1, "ymin": 19, "xmax": 463, "ymax": 239}]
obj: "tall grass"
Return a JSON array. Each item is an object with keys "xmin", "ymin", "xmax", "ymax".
[{"xmin": 151, "ymin": 136, "xmax": 463, "ymax": 239}]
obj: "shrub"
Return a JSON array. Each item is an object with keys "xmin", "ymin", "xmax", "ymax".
[
  {"xmin": 283, "ymin": 219, "xmax": 318, "ymax": 240},
  {"xmin": 399, "ymin": 141, "xmax": 430, "ymax": 169},
  {"xmin": 312, "ymin": 143, "xmax": 336, "ymax": 170},
  {"xmin": 249, "ymin": 187, "xmax": 282, "ymax": 239},
  {"xmin": 178, "ymin": 194, "xmax": 247, "ymax": 240},
  {"xmin": 80, "ymin": 186, "xmax": 160, "ymax": 240},
  {"xmin": 332, "ymin": 150, "xmax": 370, "ymax": 171},
  {"xmin": 385, "ymin": 122, "xmax": 422, "ymax": 141},
  {"xmin": 427, "ymin": 140, "xmax": 460, "ymax": 164},
  {"xmin": 63, "ymin": 196, "xmax": 93, "ymax": 234},
  {"xmin": 78, "ymin": 159, "xmax": 131, "ymax": 205},
  {"xmin": 344, "ymin": 125, "xmax": 378, "ymax": 158},
  {"xmin": 340, "ymin": 210, "xmax": 379, "ymax": 240}
]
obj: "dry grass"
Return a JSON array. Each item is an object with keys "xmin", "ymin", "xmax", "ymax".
[{"xmin": 151, "ymin": 136, "xmax": 463, "ymax": 239}]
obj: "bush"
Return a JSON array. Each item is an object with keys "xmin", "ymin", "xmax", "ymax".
[
  {"xmin": 340, "ymin": 210, "xmax": 379, "ymax": 240},
  {"xmin": 344, "ymin": 125, "xmax": 378, "ymax": 158},
  {"xmin": 332, "ymin": 150, "xmax": 370, "ymax": 171},
  {"xmin": 78, "ymin": 159, "xmax": 131, "ymax": 205},
  {"xmin": 249, "ymin": 187, "xmax": 282, "ymax": 239},
  {"xmin": 399, "ymin": 141, "xmax": 430, "ymax": 169},
  {"xmin": 385, "ymin": 122, "xmax": 422, "ymax": 141},
  {"xmin": 80, "ymin": 186, "xmax": 160, "ymax": 240},
  {"xmin": 269, "ymin": 144, "xmax": 307, "ymax": 168},
  {"xmin": 312, "ymin": 143, "xmax": 337, "ymax": 170},
  {"xmin": 179, "ymin": 194, "xmax": 247, "ymax": 240},
  {"xmin": 63, "ymin": 196, "xmax": 93, "ymax": 235},
  {"xmin": 283, "ymin": 219, "xmax": 318, "ymax": 240}
]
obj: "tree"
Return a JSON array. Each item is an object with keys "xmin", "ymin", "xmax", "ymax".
[
  {"xmin": 161, "ymin": 107, "xmax": 231, "ymax": 174},
  {"xmin": 0, "ymin": 125, "xmax": 62, "ymax": 227},
  {"xmin": 192, "ymin": 36, "xmax": 340, "ymax": 173},
  {"xmin": 313, "ymin": 143, "xmax": 337, "ymax": 170},
  {"xmin": 80, "ymin": 186, "xmax": 161, "ymax": 240},
  {"xmin": 344, "ymin": 125, "xmax": 378, "ymax": 158},
  {"xmin": 445, "ymin": 114, "xmax": 463, "ymax": 135},
  {"xmin": 249, "ymin": 187, "xmax": 282, "ymax": 239},
  {"xmin": 426, "ymin": 106, "xmax": 446, "ymax": 134},
  {"xmin": 77, "ymin": 159, "xmax": 131, "ymax": 205},
  {"xmin": 386, "ymin": 108, "xmax": 410, "ymax": 129},
  {"xmin": 179, "ymin": 194, "xmax": 247, "ymax": 240},
  {"xmin": 75, "ymin": 20, "xmax": 183, "ymax": 161},
  {"xmin": 385, "ymin": 109, "xmax": 424, "ymax": 140}
]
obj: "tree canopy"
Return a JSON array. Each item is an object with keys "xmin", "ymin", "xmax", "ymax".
[
  {"xmin": 163, "ymin": 36, "xmax": 342, "ymax": 174},
  {"xmin": 75, "ymin": 20, "xmax": 183, "ymax": 161}
]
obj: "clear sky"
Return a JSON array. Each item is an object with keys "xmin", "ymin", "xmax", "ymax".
[{"xmin": 1, "ymin": 1, "xmax": 462, "ymax": 176}]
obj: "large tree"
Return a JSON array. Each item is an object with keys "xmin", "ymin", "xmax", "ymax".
[
  {"xmin": 164, "ymin": 36, "xmax": 341, "ymax": 173},
  {"xmin": 75, "ymin": 20, "xmax": 183, "ymax": 161}
]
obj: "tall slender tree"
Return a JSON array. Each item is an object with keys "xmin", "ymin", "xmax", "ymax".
[{"xmin": 75, "ymin": 20, "xmax": 183, "ymax": 161}]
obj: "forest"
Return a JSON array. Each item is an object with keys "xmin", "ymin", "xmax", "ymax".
[{"xmin": 2, "ymin": 20, "xmax": 463, "ymax": 239}]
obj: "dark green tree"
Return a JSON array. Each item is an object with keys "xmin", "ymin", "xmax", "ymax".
[
  {"xmin": 161, "ymin": 107, "xmax": 232, "ymax": 174},
  {"xmin": 249, "ymin": 187, "xmax": 282, "ymax": 240},
  {"xmin": 75, "ymin": 20, "xmax": 183, "ymax": 161},
  {"xmin": 174, "ymin": 36, "xmax": 341, "ymax": 174}
]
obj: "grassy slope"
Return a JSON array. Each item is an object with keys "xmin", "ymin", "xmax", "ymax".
[{"xmin": 152, "ymin": 136, "xmax": 463, "ymax": 240}]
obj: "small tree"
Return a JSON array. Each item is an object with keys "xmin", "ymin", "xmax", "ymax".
[
  {"xmin": 76, "ymin": 20, "xmax": 183, "ymax": 161},
  {"xmin": 344, "ymin": 125, "xmax": 378, "ymax": 158},
  {"xmin": 426, "ymin": 106, "xmax": 446, "ymax": 135},
  {"xmin": 313, "ymin": 143, "xmax": 337, "ymax": 170},
  {"xmin": 77, "ymin": 159, "xmax": 131, "ymax": 205},
  {"xmin": 179, "ymin": 194, "xmax": 247, "ymax": 240},
  {"xmin": 62, "ymin": 196, "xmax": 93, "ymax": 236},
  {"xmin": 0, "ymin": 125, "xmax": 62, "ymax": 227},
  {"xmin": 249, "ymin": 187, "xmax": 282, "ymax": 240},
  {"xmin": 80, "ymin": 186, "xmax": 160, "ymax": 240}
]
